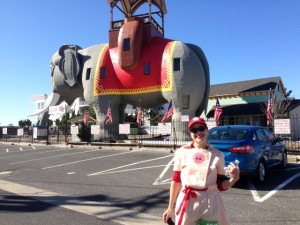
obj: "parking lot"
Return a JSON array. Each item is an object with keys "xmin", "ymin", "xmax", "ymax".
[{"xmin": 0, "ymin": 142, "xmax": 300, "ymax": 225}]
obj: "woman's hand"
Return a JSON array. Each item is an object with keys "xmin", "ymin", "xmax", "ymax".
[
  {"xmin": 226, "ymin": 162, "xmax": 240, "ymax": 181},
  {"xmin": 162, "ymin": 207, "xmax": 173, "ymax": 223}
]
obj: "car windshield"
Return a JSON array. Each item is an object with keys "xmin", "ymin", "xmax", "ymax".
[{"xmin": 208, "ymin": 127, "xmax": 249, "ymax": 141}]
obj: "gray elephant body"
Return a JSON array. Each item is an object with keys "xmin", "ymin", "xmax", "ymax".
[{"xmin": 49, "ymin": 38, "xmax": 210, "ymax": 140}]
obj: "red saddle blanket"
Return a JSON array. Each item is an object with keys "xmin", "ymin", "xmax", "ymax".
[{"xmin": 94, "ymin": 37, "xmax": 175, "ymax": 96}]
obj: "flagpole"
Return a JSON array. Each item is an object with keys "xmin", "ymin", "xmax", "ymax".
[
  {"xmin": 138, "ymin": 99, "xmax": 142, "ymax": 148},
  {"xmin": 65, "ymin": 108, "xmax": 68, "ymax": 144},
  {"xmin": 108, "ymin": 101, "xmax": 112, "ymax": 146},
  {"xmin": 172, "ymin": 120, "xmax": 177, "ymax": 152}
]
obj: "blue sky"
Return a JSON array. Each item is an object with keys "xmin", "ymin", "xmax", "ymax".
[{"xmin": 1, "ymin": 0, "xmax": 299, "ymax": 126}]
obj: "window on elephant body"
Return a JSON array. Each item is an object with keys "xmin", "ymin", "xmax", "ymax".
[
  {"xmin": 100, "ymin": 67, "xmax": 106, "ymax": 78},
  {"xmin": 86, "ymin": 68, "xmax": 91, "ymax": 80},
  {"xmin": 123, "ymin": 38, "xmax": 130, "ymax": 51},
  {"xmin": 182, "ymin": 95, "xmax": 190, "ymax": 109},
  {"xmin": 173, "ymin": 58, "xmax": 181, "ymax": 71},
  {"xmin": 144, "ymin": 63, "xmax": 151, "ymax": 75}
]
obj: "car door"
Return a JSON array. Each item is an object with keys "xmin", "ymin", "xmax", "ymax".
[
  {"xmin": 255, "ymin": 128, "xmax": 274, "ymax": 168},
  {"xmin": 263, "ymin": 128, "xmax": 282, "ymax": 166}
]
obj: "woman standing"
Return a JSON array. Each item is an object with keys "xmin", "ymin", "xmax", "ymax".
[{"xmin": 162, "ymin": 117, "xmax": 240, "ymax": 225}]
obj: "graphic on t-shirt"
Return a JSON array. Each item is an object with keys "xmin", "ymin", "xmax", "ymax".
[{"xmin": 193, "ymin": 152, "xmax": 206, "ymax": 164}]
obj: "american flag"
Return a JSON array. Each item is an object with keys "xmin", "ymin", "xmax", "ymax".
[
  {"xmin": 83, "ymin": 111, "xmax": 89, "ymax": 126},
  {"xmin": 136, "ymin": 107, "xmax": 142, "ymax": 127},
  {"xmin": 106, "ymin": 104, "xmax": 112, "ymax": 124},
  {"xmin": 214, "ymin": 98, "xmax": 223, "ymax": 125},
  {"xmin": 267, "ymin": 89, "xmax": 273, "ymax": 126},
  {"xmin": 161, "ymin": 100, "xmax": 173, "ymax": 125}
]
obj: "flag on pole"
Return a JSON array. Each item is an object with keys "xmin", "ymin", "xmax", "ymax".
[
  {"xmin": 136, "ymin": 107, "xmax": 142, "ymax": 127},
  {"xmin": 161, "ymin": 100, "xmax": 173, "ymax": 125},
  {"xmin": 214, "ymin": 98, "xmax": 223, "ymax": 125},
  {"xmin": 106, "ymin": 104, "xmax": 112, "ymax": 124},
  {"xmin": 83, "ymin": 111, "xmax": 89, "ymax": 126},
  {"xmin": 267, "ymin": 89, "xmax": 273, "ymax": 126}
]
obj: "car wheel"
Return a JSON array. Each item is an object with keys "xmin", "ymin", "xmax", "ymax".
[
  {"xmin": 255, "ymin": 161, "xmax": 266, "ymax": 183},
  {"xmin": 280, "ymin": 151, "xmax": 288, "ymax": 169}
]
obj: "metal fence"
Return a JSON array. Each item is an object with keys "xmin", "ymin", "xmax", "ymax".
[
  {"xmin": 1, "ymin": 118, "xmax": 299, "ymax": 154},
  {"xmin": 0, "ymin": 122, "xmax": 190, "ymax": 150}
]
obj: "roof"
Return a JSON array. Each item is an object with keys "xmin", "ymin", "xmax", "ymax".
[
  {"xmin": 210, "ymin": 76, "xmax": 285, "ymax": 97},
  {"xmin": 107, "ymin": 0, "xmax": 167, "ymax": 17},
  {"xmin": 206, "ymin": 102, "xmax": 266, "ymax": 118},
  {"xmin": 289, "ymin": 99, "xmax": 300, "ymax": 111}
]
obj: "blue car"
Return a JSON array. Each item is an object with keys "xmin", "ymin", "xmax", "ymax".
[{"xmin": 207, "ymin": 125, "xmax": 287, "ymax": 183}]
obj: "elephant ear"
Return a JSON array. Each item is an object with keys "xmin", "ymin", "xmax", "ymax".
[
  {"xmin": 186, "ymin": 43, "xmax": 210, "ymax": 115},
  {"xmin": 58, "ymin": 44, "xmax": 82, "ymax": 87}
]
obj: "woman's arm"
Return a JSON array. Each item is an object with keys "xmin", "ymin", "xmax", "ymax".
[{"xmin": 162, "ymin": 181, "xmax": 181, "ymax": 223}]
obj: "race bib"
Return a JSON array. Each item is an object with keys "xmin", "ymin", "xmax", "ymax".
[{"xmin": 196, "ymin": 219, "xmax": 219, "ymax": 225}]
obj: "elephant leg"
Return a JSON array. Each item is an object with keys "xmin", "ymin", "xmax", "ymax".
[
  {"xmin": 92, "ymin": 101, "xmax": 121, "ymax": 140},
  {"xmin": 118, "ymin": 103, "xmax": 127, "ymax": 124}
]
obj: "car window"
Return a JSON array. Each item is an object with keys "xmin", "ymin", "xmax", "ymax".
[
  {"xmin": 252, "ymin": 133, "xmax": 257, "ymax": 141},
  {"xmin": 208, "ymin": 128, "xmax": 248, "ymax": 141},
  {"xmin": 263, "ymin": 129, "xmax": 276, "ymax": 142},
  {"xmin": 255, "ymin": 129, "xmax": 268, "ymax": 141}
]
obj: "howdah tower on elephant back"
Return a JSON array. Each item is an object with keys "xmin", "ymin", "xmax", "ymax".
[{"xmin": 107, "ymin": 0, "xmax": 167, "ymax": 70}]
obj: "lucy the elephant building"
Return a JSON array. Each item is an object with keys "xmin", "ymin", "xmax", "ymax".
[{"xmin": 40, "ymin": 0, "xmax": 210, "ymax": 141}]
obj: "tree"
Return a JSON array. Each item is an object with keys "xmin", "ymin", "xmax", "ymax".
[
  {"xmin": 261, "ymin": 89, "xmax": 294, "ymax": 119},
  {"xmin": 18, "ymin": 119, "xmax": 32, "ymax": 127},
  {"xmin": 273, "ymin": 98, "xmax": 294, "ymax": 118}
]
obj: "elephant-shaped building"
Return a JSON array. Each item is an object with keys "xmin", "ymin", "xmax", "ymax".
[{"xmin": 41, "ymin": 0, "xmax": 210, "ymax": 141}]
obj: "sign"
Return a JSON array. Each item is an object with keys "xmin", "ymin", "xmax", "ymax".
[
  {"xmin": 17, "ymin": 128, "xmax": 24, "ymax": 136},
  {"xmin": 119, "ymin": 124, "xmax": 130, "ymax": 134},
  {"xmin": 2, "ymin": 128, "xmax": 7, "ymax": 135},
  {"xmin": 158, "ymin": 122, "xmax": 172, "ymax": 134},
  {"xmin": 33, "ymin": 127, "xmax": 38, "ymax": 138},
  {"xmin": 49, "ymin": 104, "xmax": 66, "ymax": 115},
  {"xmin": 33, "ymin": 127, "xmax": 47, "ymax": 138},
  {"xmin": 274, "ymin": 119, "xmax": 290, "ymax": 134},
  {"xmin": 206, "ymin": 121, "xmax": 217, "ymax": 130},
  {"xmin": 181, "ymin": 115, "xmax": 189, "ymax": 122},
  {"xmin": 91, "ymin": 125, "xmax": 101, "ymax": 135},
  {"xmin": 71, "ymin": 126, "xmax": 79, "ymax": 135}
]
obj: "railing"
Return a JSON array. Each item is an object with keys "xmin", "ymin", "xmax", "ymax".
[
  {"xmin": 283, "ymin": 140, "xmax": 300, "ymax": 155},
  {"xmin": 1, "ymin": 122, "xmax": 300, "ymax": 154},
  {"xmin": 111, "ymin": 15, "xmax": 163, "ymax": 35},
  {"xmin": 0, "ymin": 123, "xmax": 188, "ymax": 150}
]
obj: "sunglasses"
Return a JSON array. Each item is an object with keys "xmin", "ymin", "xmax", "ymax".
[{"xmin": 190, "ymin": 126, "xmax": 206, "ymax": 133}]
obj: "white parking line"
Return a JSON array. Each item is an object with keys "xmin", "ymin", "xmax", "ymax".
[
  {"xmin": 250, "ymin": 171, "xmax": 300, "ymax": 202},
  {"xmin": 0, "ymin": 148, "xmax": 69, "ymax": 159},
  {"xmin": 153, "ymin": 156, "xmax": 174, "ymax": 185},
  {"xmin": 19, "ymin": 147, "xmax": 23, "ymax": 151},
  {"xmin": 93, "ymin": 165, "xmax": 166, "ymax": 175},
  {"xmin": 0, "ymin": 171, "xmax": 11, "ymax": 175},
  {"xmin": 42, "ymin": 150, "xmax": 141, "ymax": 170},
  {"xmin": 10, "ymin": 149, "xmax": 102, "ymax": 164},
  {"xmin": 88, "ymin": 155, "xmax": 172, "ymax": 176}
]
